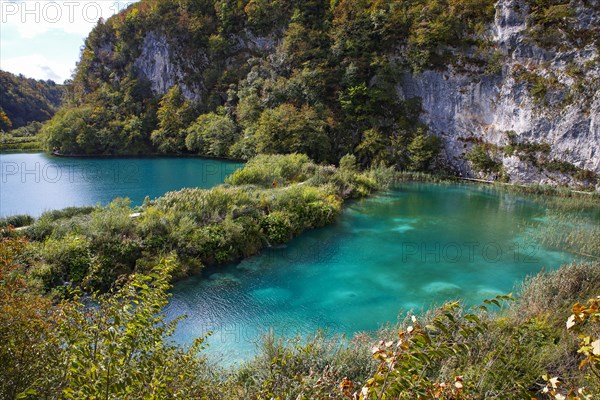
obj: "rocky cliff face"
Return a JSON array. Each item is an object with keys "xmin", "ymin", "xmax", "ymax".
[
  {"xmin": 126, "ymin": 0, "xmax": 598, "ymax": 187},
  {"xmin": 132, "ymin": 30, "xmax": 276, "ymax": 102},
  {"xmin": 133, "ymin": 32, "xmax": 205, "ymax": 101},
  {"xmin": 399, "ymin": 0, "xmax": 600, "ymax": 188}
]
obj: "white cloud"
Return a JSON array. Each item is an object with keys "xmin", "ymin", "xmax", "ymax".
[
  {"xmin": 1, "ymin": 54, "xmax": 74, "ymax": 82},
  {"xmin": 1, "ymin": 1, "xmax": 135, "ymax": 38},
  {"xmin": 0, "ymin": 1, "xmax": 139, "ymax": 81}
]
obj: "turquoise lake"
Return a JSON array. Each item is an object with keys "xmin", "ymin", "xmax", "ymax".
[
  {"xmin": 0, "ymin": 153, "xmax": 242, "ymax": 217},
  {"xmin": 165, "ymin": 183, "xmax": 579, "ymax": 365},
  {"xmin": 1, "ymin": 153, "xmax": 583, "ymax": 366}
]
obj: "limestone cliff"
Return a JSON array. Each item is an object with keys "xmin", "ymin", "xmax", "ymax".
[
  {"xmin": 64, "ymin": 0, "xmax": 599, "ymax": 188},
  {"xmin": 399, "ymin": 0, "xmax": 600, "ymax": 187},
  {"xmin": 132, "ymin": 30, "xmax": 276, "ymax": 102}
]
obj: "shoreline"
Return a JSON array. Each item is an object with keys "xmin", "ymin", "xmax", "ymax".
[
  {"xmin": 50, "ymin": 150, "xmax": 246, "ymax": 163},
  {"xmin": 3, "ymin": 174, "xmax": 598, "ymax": 223},
  {"xmin": 3, "ymin": 149, "xmax": 597, "ymax": 194}
]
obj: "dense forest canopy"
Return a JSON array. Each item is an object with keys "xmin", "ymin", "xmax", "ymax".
[
  {"xmin": 42, "ymin": 0, "xmax": 504, "ymax": 167},
  {"xmin": 0, "ymin": 70, "xmax": 64, "ymax": 130}
]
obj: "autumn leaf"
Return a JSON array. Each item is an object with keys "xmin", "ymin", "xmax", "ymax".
[{"xmin": 566, "ymin": 314, "xmax": 576, "ymax": 329}]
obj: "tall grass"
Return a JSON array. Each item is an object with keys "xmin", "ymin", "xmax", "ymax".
[
  {"xmin": 525, "ymin": 210, "xmax": 600, "ymax": 260},
  {"xmin": 394, "ymin": 170, "xmax": 457, "ymax": 183}
]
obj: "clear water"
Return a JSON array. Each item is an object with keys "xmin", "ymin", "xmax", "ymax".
[
  {"xmin": 0, "ymin": 153, "xmax": 242, "ymax": 217},
  {"xmin": 166, "ymin": 183, "xmax": 580, "ymax": 365},
  {"xmin": 1, "ymin": 155, "xmax": 583, "ymax": 366}
]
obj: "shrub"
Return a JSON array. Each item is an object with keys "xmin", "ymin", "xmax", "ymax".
[
  {"xmin": 0, "ymin": 214, "xmax": 34, "ymax": 228},
  {"xmin": 269, "ymin": 185, "xmax": 342, "ymax": 229},
  {"xmin": 260, "ymin": 211, "xmax": 295, "ymax": 244},
  {"xmin": 226, "ymin": 153, "xmax": 312, "ymax": 187},
  {"xmin": 574, "ymin": 169, "xmax": 598, "ymax": 184},
  {"xmin": 42, "ymin": 234, "xmax": 92, "ymax": 286},
  {"xmin": 544, "ymin": 159, "xmax": 579, "ymax": 174},
  {"xmin": 234, "ymin": 332, "xmax": 375, "ymax": 399},
  {"xmin": 514, "ymin": 262, "xmax": 600, "ymax": 324},
  {"xmin": 339, "ymin": 153, "xmax": 358, "ymax": 173},
  {"xmin": 0, "ymin": 235, "xmax": 58, "ymax": 399},
  {"xmin": 25, "ymin": 207, "xmax": 96, "ymax": 241},
  {"xmin": 466, "ymin": 144, "xmax": 502, "ymax": 173}
]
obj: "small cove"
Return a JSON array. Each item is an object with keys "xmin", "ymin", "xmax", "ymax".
[
  {"xmin": 165, "ymin": 183, "xmax": 583, "ymax": 365},
  {"xmin": 0, "ymin": 152, "xmax": 242, "ymax": 217}
]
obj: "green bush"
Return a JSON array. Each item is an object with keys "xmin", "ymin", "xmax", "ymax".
[
  {"xmin": 25, "ymin": 207, "xmax": 96, "ymax": 241},
  {"xmin": 234, "ymin": 332, "xmax": 375, "ymax": 399},
  {"xmin": 42, "ymin": 234, "xmax": 92, "ymax": 286},
  {"xmin": 544, "ymin": 159, "xmax": 579, "ymax": 174},
  {"xmin": 0, "ymin": 214, "xmax": 34, "ymax": 228},
  {"xmin": 339, "ymin": 153, "xmax": 358, "ymax": 173},
  {"xmin": 466, "ymin": 144, "xmax": 502, "ymax": 173},
  {"xmin": 185, "ymin": 112, "xmax": 238, "ymax": 158},
  {"xmin": 260, "ymin": 211, "xmax": 295, "ymax": 244},
  {"xmin": 269, "ymin": 185, "xmax": 342, "ymax": 229},
  {"xmin": 226, "ymin": 153, "xmax": 312, "ymax": 187}
]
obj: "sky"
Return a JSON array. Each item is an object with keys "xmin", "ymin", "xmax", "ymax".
[{"xmin": 1, "ymin": 0, "xmax": 138, "ymax": 83}]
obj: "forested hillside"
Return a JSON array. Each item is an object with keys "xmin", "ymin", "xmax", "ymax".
[
  {"xmin": 42, "ymin": 0, "xmax": 499, "ymax": 167},
  {"xmin": 0, "ymin": 70, "xmax": 64, "ymax": 130},
  {"xmin": 39, "ymin": 0, "xmax": 600, "ymax": 188}
]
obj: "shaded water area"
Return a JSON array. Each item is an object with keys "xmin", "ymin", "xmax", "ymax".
[
  {"xmin": 166, "ymin": 183, "xmax": 581, "ymax": 365},
  {"xmin": 0, "ymin": 153, "xmax": 242, "ymax": 217}
]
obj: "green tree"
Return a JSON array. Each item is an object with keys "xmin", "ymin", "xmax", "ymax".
[
  {"xmin": 151, "ymin": 86, "xmax": 195, "ymax": 153},
  {"xmin": 236, "ymin": 92, "xmax": 263, "ymax": 128},
  {"xmin": 0, "ymin": 109, "xmax": 12, "ymax": 131},
  {"xmin": 282, "ymin": 22, "xmax": 325, "ymax": 66},
  {"xmin": 355, "ymin": 128, "xmax": 390, "ymax": 166},
  {"xmin": 185, "ymin": 112, "xmax": 238, "ymax": 157},
  {"xmin": 407, "ymin": 130, "xmax": 441, "ymax": 170},
  {"xmin": 254, "ymin": 104, "xmax": 330, "ymax": 162},
  {"xmin": 41, "ymin": 106, "xmax": 96, "ymax": 154}
]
